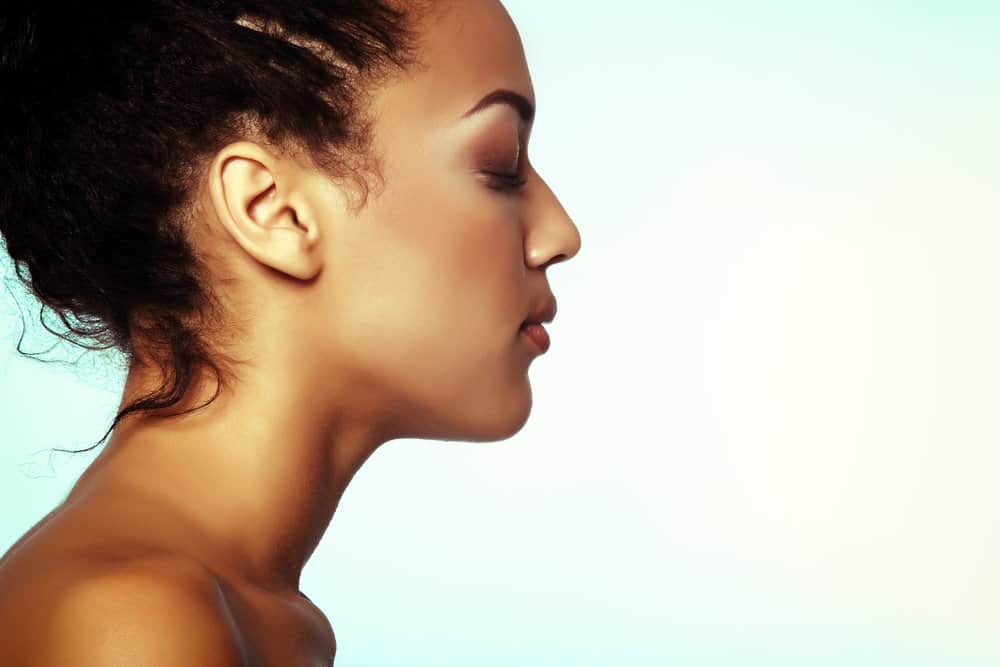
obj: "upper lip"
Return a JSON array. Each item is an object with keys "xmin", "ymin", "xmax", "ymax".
[{"xmin": 522, "ymin": 297, "xmax": 557, "ymax": 326}]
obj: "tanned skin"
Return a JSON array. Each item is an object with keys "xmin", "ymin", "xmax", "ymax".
[{"xmin": 0, "ymin": 0, "xmax": 580, "ymax": 664}]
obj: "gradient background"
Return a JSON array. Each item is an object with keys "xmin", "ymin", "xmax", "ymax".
[{"xmin": 2, "ymin": 1, "xmax": 999, "ymax": 665}]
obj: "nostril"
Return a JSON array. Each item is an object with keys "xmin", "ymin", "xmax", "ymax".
[{"xmin": 543, "ymin": 254, "xmax": 568, "ymax": 270}]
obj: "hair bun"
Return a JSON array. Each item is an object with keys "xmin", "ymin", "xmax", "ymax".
[
  {"xmin": 0, "ymin": 6, "xmax": 40, "ymax": 75},
  {"xmin": 0, "ymin": 0, "xmax": 422, "ymax": 455},
  {"xmin": 2, "ymin": 3, "xmax": 120, "ymax": 77}
]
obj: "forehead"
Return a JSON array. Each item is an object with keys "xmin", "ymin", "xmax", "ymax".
[{"xmin": 372, "ymin": 0, "xmax": 534, "ymax": 125}]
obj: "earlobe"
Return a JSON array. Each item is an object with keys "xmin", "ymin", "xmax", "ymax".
[{"xmin": 207, "ymin": 141, "xmax": 322, "ymax": 281}]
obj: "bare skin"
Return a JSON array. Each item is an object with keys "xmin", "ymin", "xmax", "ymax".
[{"xmin": 0, "ymin": 0, "xmax": 580, "ymax": 664}]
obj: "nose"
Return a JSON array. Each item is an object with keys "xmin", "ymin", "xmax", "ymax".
[{"xmin": 524, "ymin": 172, "xmax": 582, "ymax": 271}]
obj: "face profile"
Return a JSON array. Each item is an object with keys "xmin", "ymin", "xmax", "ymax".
[
  {"xmin": 254, "ymin": 0, "xmax": 581, "ymax": 445},
  {"xmin": 0, "ymin": 0, "xmax": 581, "ymax": 663}
]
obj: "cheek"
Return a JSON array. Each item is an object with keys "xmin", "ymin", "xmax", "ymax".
[
  {"xmin": 336, "ymin": 167, "xmax": 528, "ymax": 400},
  {"xmin": 388, "ymin": 160, "xmax": 525, "ymax": 321},
  {"xmin": 437, "ymin": 178, "xmax": 523, "ymax": 312}
]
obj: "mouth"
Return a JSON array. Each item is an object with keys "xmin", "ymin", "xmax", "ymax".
[
  {"xmin": 519, "ymin": 321, "xmax": 550, "ymax": 353},
  {"xmin": 520, "ymin": 295, "xmax": 556, "ymax": 353}
]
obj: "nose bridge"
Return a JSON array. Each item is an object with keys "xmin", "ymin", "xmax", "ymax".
[{"xmin": 526, "ymin": 172, "xmax": 582, "ymax": 270}]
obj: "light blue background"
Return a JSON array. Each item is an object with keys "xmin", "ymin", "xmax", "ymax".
[{"xmin": 2, "ymin": 1, "xmax": 999, "ymax": 665}]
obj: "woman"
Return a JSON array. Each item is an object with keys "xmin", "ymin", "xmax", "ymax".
[{"xmin": 0, "ymin": 0, "xmax": 581, "ymax": 663}]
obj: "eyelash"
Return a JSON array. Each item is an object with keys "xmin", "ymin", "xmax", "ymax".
[{"xmin": 485, "ymin": 171, "xmax": 528, "ymax": 194}]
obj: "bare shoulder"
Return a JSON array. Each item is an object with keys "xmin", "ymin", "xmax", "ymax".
[{"xmin": 1, "ymin": 554, "xmax": 248, "ymax": 666}]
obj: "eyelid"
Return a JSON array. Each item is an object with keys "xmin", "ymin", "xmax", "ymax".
[
  {"xmin": 481, "ymin": 132, "xmax": 520, "ymax": 168},
  {"xmin": 474, "ymin": 129, "xmax": 528, "ymax": 194},
  {"xmin": 482, "ymin": 170, "xmax": 528, "ymax": 194}
]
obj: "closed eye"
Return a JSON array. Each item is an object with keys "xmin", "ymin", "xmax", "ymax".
[{"xmin": 484, "ymin": 171, "xmax": 528, "ymax": 193}]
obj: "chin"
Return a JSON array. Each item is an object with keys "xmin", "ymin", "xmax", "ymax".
[
  {"xmin": 406, "ymin": 371, "xmax": 535, "ymax": 443},
  {"xmin": 463, "ymin": 382, "xmax": 534, "ymax": 443}
]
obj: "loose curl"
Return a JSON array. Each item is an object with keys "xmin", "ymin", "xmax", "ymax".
[{"xmin": 0, "ymin": 1, "xmax": 430, "ymax": 455}]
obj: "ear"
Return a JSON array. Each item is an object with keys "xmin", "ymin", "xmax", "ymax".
[{"xmin": 207, "ymin": 141, "xmax": 322, "ymax": 281}]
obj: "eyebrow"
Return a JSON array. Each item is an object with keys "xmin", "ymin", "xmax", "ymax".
[{"xmin": 462, "ymin": 88, "xmax": 535, "ymax": 125}]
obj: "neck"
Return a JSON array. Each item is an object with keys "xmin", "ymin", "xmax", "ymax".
[{"xmin": 66, "ymin": 357, "xmax": 389, "ymax": 594}]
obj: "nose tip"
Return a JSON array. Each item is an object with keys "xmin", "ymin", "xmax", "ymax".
[
  {"xmin": 546, "ymin": 193, "xmax": 581, "ymax": 267},
  {"xmin": 527, "ymin": 171, "xmax": 582, "ymax": 271}
]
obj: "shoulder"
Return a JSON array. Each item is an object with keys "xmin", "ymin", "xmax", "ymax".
[{"xmin": 5, "ymin": 555, "xmax": 248, "ymax": 666}]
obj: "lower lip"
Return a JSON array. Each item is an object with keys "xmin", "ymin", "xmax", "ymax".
[{"xmin": 520, "ymin": 323, "xmax": 550, "ymax": 353}]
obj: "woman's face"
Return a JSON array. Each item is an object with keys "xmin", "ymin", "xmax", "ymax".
[{"xmin": 308, "ymin": 0, "xmax": 581, "ymax": 441}]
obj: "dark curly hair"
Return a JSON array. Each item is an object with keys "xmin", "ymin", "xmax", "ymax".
[{"xmin": 0, "ymin": 1, "xmax": 430, "ymax": 455}]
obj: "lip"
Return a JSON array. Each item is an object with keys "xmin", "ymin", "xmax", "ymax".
[
  {"xmin": 520, "ymin": 322, "xmax": 550, "ymax": 353},
  {"xmin": 522, "ymin": 297, "xmax": 557, "ymax": 328}
]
